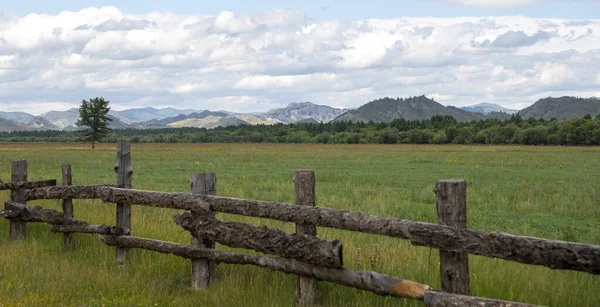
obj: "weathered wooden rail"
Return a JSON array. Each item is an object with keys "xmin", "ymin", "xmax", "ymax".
[{"xmin": 2, "ymin": 142, "xmax": 599, "ymax": 307}]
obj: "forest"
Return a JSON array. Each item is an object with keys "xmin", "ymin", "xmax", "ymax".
[{"xmin": 2, "ymin": 114, "xmax": 600, "ymax": 145}]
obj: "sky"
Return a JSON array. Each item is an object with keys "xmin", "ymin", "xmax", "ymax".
[{"xmin": 0, "ymin": 0, "xmax": 599, "ymax": 115}]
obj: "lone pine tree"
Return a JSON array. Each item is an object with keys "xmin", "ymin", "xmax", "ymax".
[{"xmin": 76, "ymin": 97, "xmax": 112, "ymax": 149}]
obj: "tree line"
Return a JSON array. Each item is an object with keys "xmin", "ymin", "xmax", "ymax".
[{"xmin": 3, "ymin": 114, "xmax": 600, "ymax": 145}]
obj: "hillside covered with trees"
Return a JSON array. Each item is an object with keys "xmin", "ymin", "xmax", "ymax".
[{"xmin": 2, "ymin": 114, "xmax": 600, "ymax": 145}]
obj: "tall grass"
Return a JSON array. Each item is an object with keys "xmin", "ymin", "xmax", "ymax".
[{"xmin": 0, "ymin": 143, "xmax": 599, "ymax": 306}]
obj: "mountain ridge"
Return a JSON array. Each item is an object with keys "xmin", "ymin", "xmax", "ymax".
[
  {"xmin": 462, "ymin": 103, "xmax": 518, "ymax": 115},
  {"xmin": 2, "ymin": 96, "xmax": 600, "ymax": 132}
]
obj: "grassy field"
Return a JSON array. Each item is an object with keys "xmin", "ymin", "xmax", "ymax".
[{"xmin": 0, "ymin": 143, "xmax": 599, "ymax": 307}]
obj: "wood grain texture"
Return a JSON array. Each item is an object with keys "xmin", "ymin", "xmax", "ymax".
[
  {"xmin": 205, "ymin": 194, "xmax": 600, "ymax": 275},
  {"xmin": 294, "ymin": 170, "xmax": 319, "ymax": 306},
  {"xmin": 5, "ymin": 200, "xmax": 87, "ymax": 225},
  {"xmin": 424, "ymin": 291, "xmax": 543, "ymax": 307},
  {"xmin": 25, "ymin": 186, "xmax": 208, "ymax": 211},
  {"xmin": 174, "ymin": 212, "xmax": 343, "ymax": 268},
  {"xmin": 3, "ymin": 200, "xmax": 128, "ymax": 236},
  {"xmin": 19, "ymin": 184, "xmax": 600, "ymax": 274},
  {"xmin": 189, "ymin": 173, "xmax": 216, "ymax": 290},
  {"xmin": 52, "ymin": 224, "xmax": 129, "ymax": 236},
  {"xmin": 435, "ymin": 180, "xmax": 470, "ymax": 295},
  {"xmin": 62, "ymin": 165, "xmax": 74, "ymax": 250},
  {"xmin": 115, "ymin": 142, "xmax": 133, "ymax": 263},
  {"xmin": 9, "ymin": 160, "xmax": 27, "ymax": 240},
  {"xmin": 0, "ymin": 179, "xmax": 56, "ymax": 191},
  {"xmin": 98, "ymin": 235, "xmax": 431, "ymax": 300}
]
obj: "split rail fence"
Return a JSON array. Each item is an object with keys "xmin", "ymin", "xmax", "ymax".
[{"xmin": 1, "ymin": 142, "xmax": 599, "ymax": 307}]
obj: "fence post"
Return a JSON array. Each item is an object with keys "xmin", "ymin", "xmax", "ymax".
[
  {"xmin": 435, "ymin": 179, "xmax": 470, "ymax": 295},
  {"xmin": 62, "ymin": 164, "xmax": 74, "ymax": 250},
  {"xmin": 294, "ymin": 170, "xmax": 318, "ymax": 306},
  {"xmin": 8, "ymin": 160, "xmax": 27, "ymax": 240},
  {"xmin": 190, "ymin": 173, "xmax": 216, "ymax": 290},
  {"xmin": 115, "ymin": 142, "xmax": 133, "ymax": 263}
]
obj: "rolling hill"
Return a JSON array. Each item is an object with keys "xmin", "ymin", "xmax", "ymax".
[
  {"xmin": 0, "ymin": 111, "xmax": 36, "ymax": 124},
  {"xmin": 334, "ymin": 96, "xmax": 487, "ymax": 122},
  {"xmin": 518, "ymin": 96, "xmax": 600, "ymax": 119},
  {"xmin": 261, "ymin": 102, "xmax": 345, "ymax": 123},
  {"xmin": 0, "ymin": 118, "xmax": 24, "ymax": 132},
  {"xmin": 119, "ymin": 107, "xmax": 197, "ymax": 122}
]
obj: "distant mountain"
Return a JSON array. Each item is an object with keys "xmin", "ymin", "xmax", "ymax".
[
  {"xmin": 518, "ymin": 96, "xmax": 600, "ymax": 119},
  {"xmin": 22, "ymin": 117, "xmax": 62, "ymax": 130},
  {"xmin": 334, "ymin": 96, "xmax": 486, "ymax": 122},
  {"xmin": 39, "ymin": 108, "xmax": 130, "ymax": 130},
  {"xmin": 0, "ymin": 118, "xmax": 24, "ymax": 132},
  {"xmin": 119, "ymin": 107, "xmax": 197, "ymax": 122},
  {"xmin": 108, "ymin": 110, "xmax": 135, "ymax": 125},
  {"xmin": 168, "ymin": 115, "xmax": 248, "ymax": 129},
  {"xmin": 261, "ymin": 102, "xmax": 345, "ymax": 124},
  {"xmin": 138, "ymin": 110, "xmax": 229, "ymax": 127},
  {"xmin": 0, "ymin": 111, "xmax": 35, "ymax": 124},
  {"xmin": 462, "ymin": 103, "xmax": 517, "ymax": 115},
  {"xmin": 40, "ymin": 109, "xmax": 80, "ymax": 129}
]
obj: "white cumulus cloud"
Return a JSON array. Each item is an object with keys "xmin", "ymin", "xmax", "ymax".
[{"xmin": 0, "ymin": 6, "xmax": 598, "ymax": 114}]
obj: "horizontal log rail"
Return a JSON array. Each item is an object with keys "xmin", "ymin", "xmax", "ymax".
[
  {"xmin": 2, "ymin": 201, "xmax": 127, "ymax": 236},
  {"xmin": 4, "ymin": 201, "xmax": 86, "ymax": 225},
  {"xmin": 25, "ymin": 185, "xmax": 209, "ymax": 211},
  {"xmin": 98, "ymin": 235, "xmax": 542, "ymax": 306},
  {"xmin": 423, "ymin": 291, "xmax": 541, "ymax": 307},
  {"xmin": 52, "ymin": 224, "xmax": 129, "ymax": 236},
  {"xmin": 0, "ymin": 179, "xmax": 56, "ymax": 191},
  {"xmin": 174, "ymin": 212, "xmax": 343, "ymax": 268},
  {"xmin": 19, "ymin": 185, "xmax": 600, "ymax": 274}
]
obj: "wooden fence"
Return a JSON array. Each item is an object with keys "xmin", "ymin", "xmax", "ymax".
[{"xmin": 1, "ymin": 142, "xmax": 599, "ymax": 306}]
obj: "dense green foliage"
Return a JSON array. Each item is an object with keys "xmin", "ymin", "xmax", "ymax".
[
  {"xmin": 76, "ymin": 97, "xmax": 112, "ymax": 148},
  {"xmin": 2, "ymin": 114, "xmax": 600, "ymax": 145}
]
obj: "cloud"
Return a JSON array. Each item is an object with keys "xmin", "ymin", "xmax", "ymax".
[
  {"xmin": 438, "ymin": 0, "xmax": 543, "ymax": 9},
  {"xmin": 78, "ymin": 18, "xmax": 156, "ymax": 32},
  {"xmin": 0, "ymin": 7, "xmax": 599, "ymax": 113},
  {"xmin": 488, "ymin": 30, "xmax": 553, "ymax": 48}
]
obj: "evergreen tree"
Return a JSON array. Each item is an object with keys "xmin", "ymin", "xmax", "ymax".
[{"xmin": 76, "ymin": 97, "xmax": 112, "ymax": 149}]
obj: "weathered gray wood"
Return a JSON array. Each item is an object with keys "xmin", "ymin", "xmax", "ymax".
[
  {"xmin": 190, "ymin": 173, "xmax": 216, "ymax": 290},
  {"xmin": 62, "ymin": 165, "xmax": 74, "ymax": 250},
  {"xmin": 18, "ymin": 184, "xmax": 600, "ymax": 274},
  {"xmin": 3, "ymin": 200, "xmax": 128, "ymax": 236},
  {"xmin": 424, "ymin": 291, "xmax": 543, "ymax": 307},
  {"xmin": 0, "ymin": 208, "xmax": 20, "ymax": 218},
  {"xmin": 294, "ymin": 170, "xmax": 319, "ymax": 306},
  {"xmin": 98, "ymin": 235, "xmax": 431, "ymax": 300},
  {"xmin": 0, "ymin": 179, "xmax": 56, "ymax": 191},
  {"xmin": 115, "ymin": 142, "xmax": 133, "ymax": 263},
  {"xmin": 435, "ymin": 180, "xmax": 469, "ymax": 295},
  {"xmin": 205, "ymin": 194, "xmax": 600, "ymax": 275},
  {"xmin": 174, "ymin": 212, "xmax": 343, "ymax": 268},
  {"xmin": 8, "ymin": 160, "xmax": 27, "ymax": 240},
  {"xmin": 4, "ymin": 201, "xmax": 86, "ymax": 225},
  {"xmin": 25, "ymin": 185, "xmax": 207, "ymax": 211},
  {"xmin": 52, "ymin": 224, "xmax": 129, "ymax": 236}
]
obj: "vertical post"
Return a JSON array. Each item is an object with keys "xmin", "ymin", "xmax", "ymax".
[
  {"xmin": 115, "ymin": 142, "xmax": 133, "ymax": 263},
  {"xmin": 8, "ymin": 160, "xmax": 27, "ymax": 240},
  {"xmin": 435, "ymin": 179, "xmax": 470, "ymax": 295},
  {"xmin": 190, "ymin": 173, "xmax": 216, "ymax": 290},
  {"xmin": 62, "ymin": 164, "xmax": 74, "ymax": 250},
  {"xmin": 294, "ymin": 170, "xmax": 318, "ymax": 306}
]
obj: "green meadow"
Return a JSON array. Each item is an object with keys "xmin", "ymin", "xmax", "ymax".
[{"xmin": 0, "ymin": 143, "xmax": 599, "ymax": 306}]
